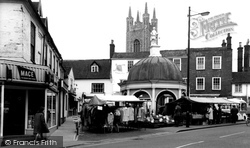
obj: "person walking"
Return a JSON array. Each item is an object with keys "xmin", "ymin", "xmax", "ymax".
[
  {"xmin": 217, "ymin": 105, "xmax": 222, "ymax": 124},
  {"xmin": 174, "ymin": 103, "xmax": 182, "ymax": 127},
  {"xmin": 230, "ymin": 105, "xmax": 238, "ymax": 123},
  {"xmin": 213, "ymin": 105, "xmax": 217, "ymax": 124},
  {"xmin": 34, "ymin": 106, "xmax": 50, "ymax": 141},
  {"xmin": 207, "ymin": 105, "xmax": 213, "ymax": 125},
  {"xmin": 186, "ymin": 110, "xmax": 190, "ymax": 128}
]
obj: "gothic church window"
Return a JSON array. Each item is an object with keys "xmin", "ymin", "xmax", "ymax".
[{"xmin": 134, "ymin": 39, "xmax": 140, "ymax": 52}]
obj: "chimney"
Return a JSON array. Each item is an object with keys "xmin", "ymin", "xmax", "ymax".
[
  {"xmin": 244, "ymin": 41, "xmax": 250, "ymax": 72},
  {"xmin": 221, "ymin": 39, "xmax": 226, "ymax": 47},
  {"xmin": 226, "ymin": 33, "xmax": 232, "ymax": 49},
  {"xmin": 237, "ymin": 42, "xmax": 243, "ymax": 72},
  {"xmin": 110, "ymin": 40, "xmax": 115, "ymax": 59}
]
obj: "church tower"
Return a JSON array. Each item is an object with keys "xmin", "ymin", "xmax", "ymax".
[{"xmin": 126, "ymin": 3, "xmax": 158, "ymax": 52}]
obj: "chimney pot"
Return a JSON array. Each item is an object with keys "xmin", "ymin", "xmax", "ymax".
[{"xmin": 221, "ymin": 39, "xmax": 226, "ymax": 47}]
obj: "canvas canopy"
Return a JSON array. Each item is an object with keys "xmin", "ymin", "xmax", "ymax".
[
  {"xmin": 189, "ymin": 97, "xmax": 236, "ymax": 104},
  {"xmin": 162, "ymin": 97, "xmax": 236, "ymax": 115},
  {"xmin": 95, "ymin": 95, "xmax": 144, "ymax": 102},
  {"xmin": 88, "ymin": 95, "xmax": 107, "ymax": 105},
  {"xmin": 227, "ymin": 98, "xmax": 245, "ymax": 104},
  {"xmin": 88, "ymin": 95, "xmax": 144, "ymax": 105}
]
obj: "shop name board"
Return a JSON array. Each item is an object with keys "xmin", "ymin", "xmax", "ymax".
[
  {"xmin": 17, "ymin": 66, "xmax": 37, "ymax": 81},
  {"xmin": 190, "ymin": 12, "xmax": 237, "ymax": 41}
]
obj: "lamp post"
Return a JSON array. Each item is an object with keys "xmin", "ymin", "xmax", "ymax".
[{"xmin": 187, "ymin": 7, "xmax": 209, "ymax": 97}]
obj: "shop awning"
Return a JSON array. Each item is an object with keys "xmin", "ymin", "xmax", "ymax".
[{"xmin": 189, "ymin": 97, "xmax": 236, "ymax": 104}]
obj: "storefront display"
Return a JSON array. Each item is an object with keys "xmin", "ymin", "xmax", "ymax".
[{"xmin": 47, "ymin": 90, "xmax": 57, "ymax": 128}]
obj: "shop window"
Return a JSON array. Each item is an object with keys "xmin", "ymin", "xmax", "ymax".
[
  {"xmin": 47, "ymin": 90, "xmax": 56, "ymax": 127},
  {"xmin": 27, "ymin": 90, "xmax": 44, "ymax": 130}
]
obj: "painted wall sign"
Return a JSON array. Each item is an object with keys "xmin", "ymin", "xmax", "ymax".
[
  {"xmin": 190, "ymin": 12, "xmax": 237, "ymax": 41},
  {"xmin": 17, "ymin": 66, "xmax": 37, "ymax": 81}
]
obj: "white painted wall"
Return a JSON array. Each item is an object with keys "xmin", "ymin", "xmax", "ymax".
[
  {"xmin": 75, "ymin": 79, "xmax": 113, "ymax": 98},
  {"xmin": 232, "ymin": 84, "xmax": 250, "ymax": 105},
  {"xmin": 111, "ymin": 59, "xmax": 140, "ymax": 93}
]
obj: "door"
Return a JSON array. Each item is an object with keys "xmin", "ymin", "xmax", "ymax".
[{"xmin": 3, "ymin": 89, "xmax": 25, "ymax": 135}]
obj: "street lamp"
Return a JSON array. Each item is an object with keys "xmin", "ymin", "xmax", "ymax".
[{"xmin": 187, "ymin": 7, "xmax": 209, "ymax": 97}]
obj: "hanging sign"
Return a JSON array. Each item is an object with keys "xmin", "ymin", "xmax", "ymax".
[
  {"xmin": 190, "ymin": 12, "xmax": 237, "ymax": 41},
  {"xmin": 17, "ymin": 66, "xmax": 37, "ymax": 81}
]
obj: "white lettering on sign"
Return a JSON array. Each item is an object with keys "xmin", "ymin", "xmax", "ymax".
[
  {"xmin": 20, "ymin": 71, "xmax": 34, "ymax": 77},
  {"xmin": 190, "ymin": 12, "xmax": 237, "ymax": 41},
  {"xmin": 17, "ymin": 66, "xmax": 37, "ymax": 81}
]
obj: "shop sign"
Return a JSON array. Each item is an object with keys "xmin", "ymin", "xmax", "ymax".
[
  {"xmin": 190, "ymin": 12, "xmax": 237, "ymax": 41},
  {"xmin": 17, "ymin": 66, "xmax": 37, "ymax": 81}
]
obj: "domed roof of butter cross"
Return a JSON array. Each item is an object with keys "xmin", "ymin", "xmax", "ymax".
[{"xmin": 127, "ymin": 56, "xmax": 182, "ymax": 82}]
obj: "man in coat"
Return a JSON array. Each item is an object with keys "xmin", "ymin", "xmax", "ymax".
[
  {"xmin": 230, "ymin": 105, "xmax": 238, "ymax": 123},
  {"xmin": 174, "ymin": 103, "xmax": 182, "ymax": 127}
]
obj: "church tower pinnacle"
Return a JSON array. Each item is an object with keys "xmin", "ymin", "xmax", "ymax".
[{"xmin": 126, "ymin": 3, "xmax": 158, "ymax": 53}]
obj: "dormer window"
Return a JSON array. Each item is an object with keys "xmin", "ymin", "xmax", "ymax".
[{"xmin": 91, "ymin": 63, "xmax": 99, "ymax": 72}]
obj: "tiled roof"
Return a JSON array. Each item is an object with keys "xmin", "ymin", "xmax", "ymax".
[
  {"xmin": 62, "ymin": 59, "xmax": 111, "ymax": 79},
  {"xmin": 112, "ymin": 49, "xmax": 187, "ymax": 59},
  {"xmin": 64, "ymin": 67, "xmax": 72, "ymax": 78},
  {"xmin": 232, "ymin": 72, "xmax": 250, "ymax": 83},
  {"xmin": 160, "ymin": 49, "xmax": 187, "ymax": 57},
  {"xmin": 112, "ymin": 52, "xmax": 149, "ymax": 59}
]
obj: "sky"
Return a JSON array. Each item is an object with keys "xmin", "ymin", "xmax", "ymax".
[{"xmin": 40, "ymin": 0, "xmax": 250, "ymax": 71}]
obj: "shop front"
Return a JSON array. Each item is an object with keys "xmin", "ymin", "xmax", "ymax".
[{"xmin": 0, "ymin": 60, "xmax": 59, "ymax": 138}]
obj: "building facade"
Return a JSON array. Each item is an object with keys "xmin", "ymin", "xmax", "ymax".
[
  {"xmin": 62, "ymin": 59, "xmax": 113, "ymax": 103},
  {"xmin": 0, "ymin": 0, "xmax": 66, "ymax": 138},
  {"xmin": 231, "ymin": 42, "xmax": 250, "ymax": 105},
  {"xmin": 113, "ymin": 3, "xmax": 233, "ymax": 99}
]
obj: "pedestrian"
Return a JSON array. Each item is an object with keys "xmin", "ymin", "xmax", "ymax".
[
  {"xmin": 217, "ymin": 105, "xmax": 222, "ymax": 124},
  {"xmin": 34, "ymin": 106, "xmax": 50, "ymax": 141},
  {"xmin": 186, "ymin": 110, "xmax": 190, "ymax": 128},
  {"xmin": 213, "ymin": 105, "xmax": 217, "ymax": 124},
  {"xmin": 174, "ymin": 103, "xmax": 182, "ymax": 127},
  {"xmin": 207, "ymin": 105, "xmax": 213, "ymax": 125},
  {"xmin": 230, "ymin": 105, "xmax": 238, "ymax": 123}
]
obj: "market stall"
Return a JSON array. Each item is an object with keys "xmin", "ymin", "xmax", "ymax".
[
  {"xmin": 81, "ymin": 95, "xmax": 146, "ymax": 133},
  {"xmin": 162, "ymin": 97, "xmax": 236, "ymax": 125}
]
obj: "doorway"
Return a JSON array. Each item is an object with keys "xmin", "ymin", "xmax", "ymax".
[{"xmin": 3, "ymin": 89, "xmax": 25, "ymax": 135}]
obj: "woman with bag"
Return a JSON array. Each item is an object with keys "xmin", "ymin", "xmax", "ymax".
[{"xmin": 34, "ymin": 106, "xmax": 50, "ymax": 140}]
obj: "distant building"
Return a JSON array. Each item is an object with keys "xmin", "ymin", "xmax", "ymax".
[
  {"xmin": 126, "ymin": 3, "xmax": 158, "ymax": 52},
  {"xmin": 231, "ymin": 42, "xmax": 250, "ymax": 105}
]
